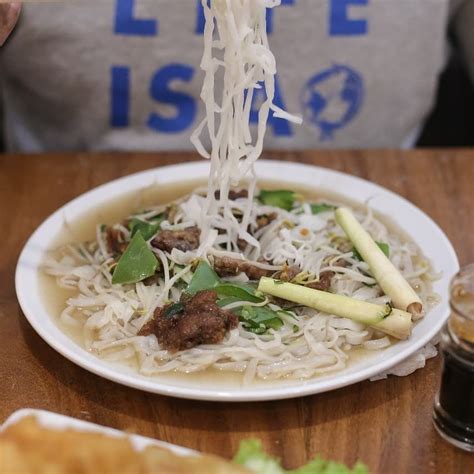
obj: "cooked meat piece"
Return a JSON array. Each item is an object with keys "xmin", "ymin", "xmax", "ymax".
[
  {"xmin": 237, "ymin": 238, "xmax": 247, "ymax": 251},
  {"xmin": 306, "ymin": 271, "xmax": 334, "ymax": 292},
  {"xmin": 214, "ymin": 189, "xmax": 249, "ymax": 200},
  {"xmin": 142, "ymin": 274, "xmax": 160, "ymax": 286},
  {"xmin": 305, "ymin": 259, "xmax": 347, "ymax": 292},
  {"xmin": 237, "ymin": 212, "xmax": 277, "ymax": 250},
  {"xmin": 105, "ymin": 227, "xmax": 128, "ymax": 255},
  {"xmin": 152, "ymin": 226, "xmax": 200, "ymax": 253},
  {"xmin": 279, "ymin": 265, "xmax": 301, "ymax": 282},
  {"xmin": 213, "ymin": 256, "xmax": 273, "ymax": 280},
  {"xmin": 256, "ymin": 212, "xmax": 277, "ymax": 230},
  {"xmin": 337, "ymin": 240, "xmax": 353, "ymax": 253},
  {"xmin": 139, "ymin": 290, "xmax": 238, "ymax": 352}
]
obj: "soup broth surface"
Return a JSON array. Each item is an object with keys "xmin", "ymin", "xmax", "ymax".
[{"xmin": 40, "ymin": 179, "xmax": 408, "ymax": 389}]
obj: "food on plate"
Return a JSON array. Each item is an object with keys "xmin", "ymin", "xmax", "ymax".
[
  {"xmin": 42, "ymin": 0, "xmax": 438, "ymax": 384},
  {"xmin": 0, "ymin": 416, "xmax": 248, "ymax": 474},
  {"xmin": 43, "ymin": 189, "xmax": 438, "ymax": 383},
  {"xmin": 257, "ymin": 277, "xmax": 413, "ymax": 340},
  {"xmin": 335, "ymin": 208, "xmax": 423, "ymax": 318},
  {"xmin": 0, "ymin": 416, "xmax": 367, "ymax": 474}
]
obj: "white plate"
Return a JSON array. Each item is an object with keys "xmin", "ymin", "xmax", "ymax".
[
  {"xmin": 1, "ymin": 408, "xmax": 194, "ymax": 456},
  {"xmin": 15, "ymin": 160, "xmax": 459, "ymax": 402}
]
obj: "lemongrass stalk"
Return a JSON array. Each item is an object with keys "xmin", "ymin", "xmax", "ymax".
[
  {"xmin": 258, "ymin": 277, "xmax": 412, "ymax": 340},
  {"xmin": 335, "ymin": 207, "xmax": 423, "ymax": 318}
]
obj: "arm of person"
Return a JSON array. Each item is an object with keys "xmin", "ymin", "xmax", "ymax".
[
  {"xmin": 452, "ymin": 0, "xmax": 474, "ymax": 82},
  {"xmin": 0, "ymin": 2, "xmax": 21, "ymax": 46}
]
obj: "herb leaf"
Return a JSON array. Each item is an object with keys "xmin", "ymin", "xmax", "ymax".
[
  {"xmin": 240, "ymin": 306, "xmax": 284, "ymax": 334},
  {"xmin": 187, "ymin": 261, "xmax": 221, "ymax": 295},
  {"xmin": 164, "ymin": 302, "xmax": 185, "ymax": 318},
  {"xmin": 112, "ymin": 232, "xmax": 158, "ymax": 285},
  {"xmin": 258, "ymin": 190, "xmax": 296, "ymax": 211},
  {"xmin": 353, "ymin": 242, "xmax": 390, "ymax": 261},
  {"xmin": 215, "ymin": 284, "xmax": 264, "ymax": 304},
  {"xmin": 217, "ymin": 297, "xmax": 245, "ymax": 308},
  {"xmin": 310, "ymin": 203, "xmax": 336, "ymax": 215},
  {"xmin": 129, "ymin": 214, "xmax": 164, "ymax": 241}
]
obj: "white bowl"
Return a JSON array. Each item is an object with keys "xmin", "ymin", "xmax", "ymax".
[{"xmin": 15, "ymin": 160, "xmax": 459, "ymax": 401}]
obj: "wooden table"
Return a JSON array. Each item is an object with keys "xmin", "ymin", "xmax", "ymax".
[{"xmin": 1, "ymin": 150, "xmax": 473, "ymax": 473}]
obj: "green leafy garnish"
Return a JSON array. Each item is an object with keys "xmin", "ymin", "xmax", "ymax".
[
  {"xmin": 353, "ymin": 242, "xmax": 389, "ymax": 261},
  {"xmin": 233, "ymin": 439, "xmax": 368, "ymax": 474},
  {"xmin": 240, "ymin": 306, "xmax": 284, "ymax": 334},
  {"xmin": 164, "ymin": 302, "xmax": 185, "ymax": 318},
  {"xmin": 187, "ymin": 261, "xmax": 264, "ymax": 306},
  {"xmin": 310, "ymin": 203, "xmax": 336, "ymax": 215},
  {"xmin": 234, "ymin": 439, "xmax": 282, "ymax": 474},
  {"xmin": 186, "ymin": 262, "xmax": 291, "ymax": 335},
  {"xmin": 258, "ymin": 190, "xmax": 296, "ymax": 211},
  {"xmin": 215, "ymin": 284, "xmax": 264, "ymax": 304},
  {"xmin": 187, "ymin": 260, "xmax": 221, "ymax": 295},
  {"xmin": 129, "ymin": 214, "xmax": 164, "ymax": 241},
  {"xmin": 217, "ymin": 297, "xmax": 245, "ymax": 308},
  {"xmin": 112, "ymin": 232, "xmax": 158, "ymax": 285}
]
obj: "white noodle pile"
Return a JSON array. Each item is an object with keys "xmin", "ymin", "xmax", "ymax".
[
  {"xmin": 191, "ymin": 0, "xmax": 301, "ymax": 253},
  {"xmin": 44, "ymin": 197, "xmax": 439, "ymax": 384}
]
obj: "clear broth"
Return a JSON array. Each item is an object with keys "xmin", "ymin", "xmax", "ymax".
[{"xmin": 39, "ymin": 180, "xmax": 401, "ymax": 389}]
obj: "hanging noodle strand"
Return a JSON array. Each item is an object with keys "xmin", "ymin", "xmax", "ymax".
[{"xmin": 191, "ymin": 0, "xmax": 302, "ymax": 253}]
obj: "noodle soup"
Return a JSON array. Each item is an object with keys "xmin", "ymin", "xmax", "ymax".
[{"xmin": 41, "ymin": 181, "xmax": 438, "ymax": 387}]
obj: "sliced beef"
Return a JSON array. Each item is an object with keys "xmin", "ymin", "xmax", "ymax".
[
  {"xmin": 306, "ymin": 271, "xmax": 334, "ymax": 292},
  {"xmin": 152, "ymin": 226, "xmax": 200, "ymax": 253},
  {"xmin": 139, "ymin": 290, "xmax": 238, "ymax": 352},
  {"xmin": 279, "ymin": 265, "xmax": 301, "ymax": 282},
  {"xmin": 214, "ymin": 189, "xmax": 249, "ymax": 200},
  {"xmin": 337, "ymin": 240, "xmax": 353, "ymax": 253},
  {"xmin": 237, "ymin": 238, "xmax": 247, "ymax": 251},
  {"xmin": 333, "ymin": 258, "xmax": 348, "ymax": 268},
  {"xmin": 236, "ymin": 213, "xmax": 277, "ymax": 251},
  {"xmin": 213, "ymin": 256, "xmax": 273, "ymax": 280},
  {"xmin": 256, "ymin": 212, "xmax": 278, "ymax": 230},
  {"xmin": 306, "ymin": 259, "xmax": 348, "ymax": 292},
  {"xmin": 142, "ymin": 274, "xmax": 160, "ymax": 286},
  {"xmin": 105, "ymin": 227, "xmax": 128, "ymax": 255}
]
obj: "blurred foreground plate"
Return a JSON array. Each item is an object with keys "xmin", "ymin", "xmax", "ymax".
[{"xmin": 1, "ymin": 408, "xmax": 194, "ymax": 456}]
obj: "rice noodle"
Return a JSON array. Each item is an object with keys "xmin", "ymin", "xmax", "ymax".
[
  {"xmin": 191, "ymin": 0, "xmax": 301, "ymax": 255},
  {"xmin": 44, "ymin": 194, "xmax": 438, "ymax": 384}
]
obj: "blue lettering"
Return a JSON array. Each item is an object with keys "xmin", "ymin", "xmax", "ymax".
[
  {"xmin": 329, "ymin": 0, "xmax": 368, "ymax": 36},
  {"xmin": 147, "ymin": 64, "xmax": 196, "ymax": 133},
  {"xmin": 195, "ymin": 0, "xmax": 208, "ymax": 34},
  {"xmin": 114, "ymin": 0, "xmax": 158, "ymax": 36},
  {"xmin": 250, "ymin": 77, "xmax": 293, "ymax": 137},
  {"xmin": 110, "ymin": 66, "xmax": 130, "ymax": 128}
]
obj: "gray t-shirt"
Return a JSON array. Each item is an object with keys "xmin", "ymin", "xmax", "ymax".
[{"xmin": 0, "ymin": 0, "xmax": 472, "ymax": 152}]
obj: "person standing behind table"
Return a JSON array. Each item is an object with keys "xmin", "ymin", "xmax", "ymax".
[{"xmin": 1, "ymin": 0, "xmax": 474, "ymax": 152}]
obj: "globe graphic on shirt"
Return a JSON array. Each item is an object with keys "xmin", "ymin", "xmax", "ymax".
[{"xmin": 301, "ymin": 65, "xmax": 364, "ymax": 140}]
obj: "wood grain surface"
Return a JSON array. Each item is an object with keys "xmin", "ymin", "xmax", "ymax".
[{"xmin": 1, "ymin": 150, "xmax": 473, "ymax": 473}]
